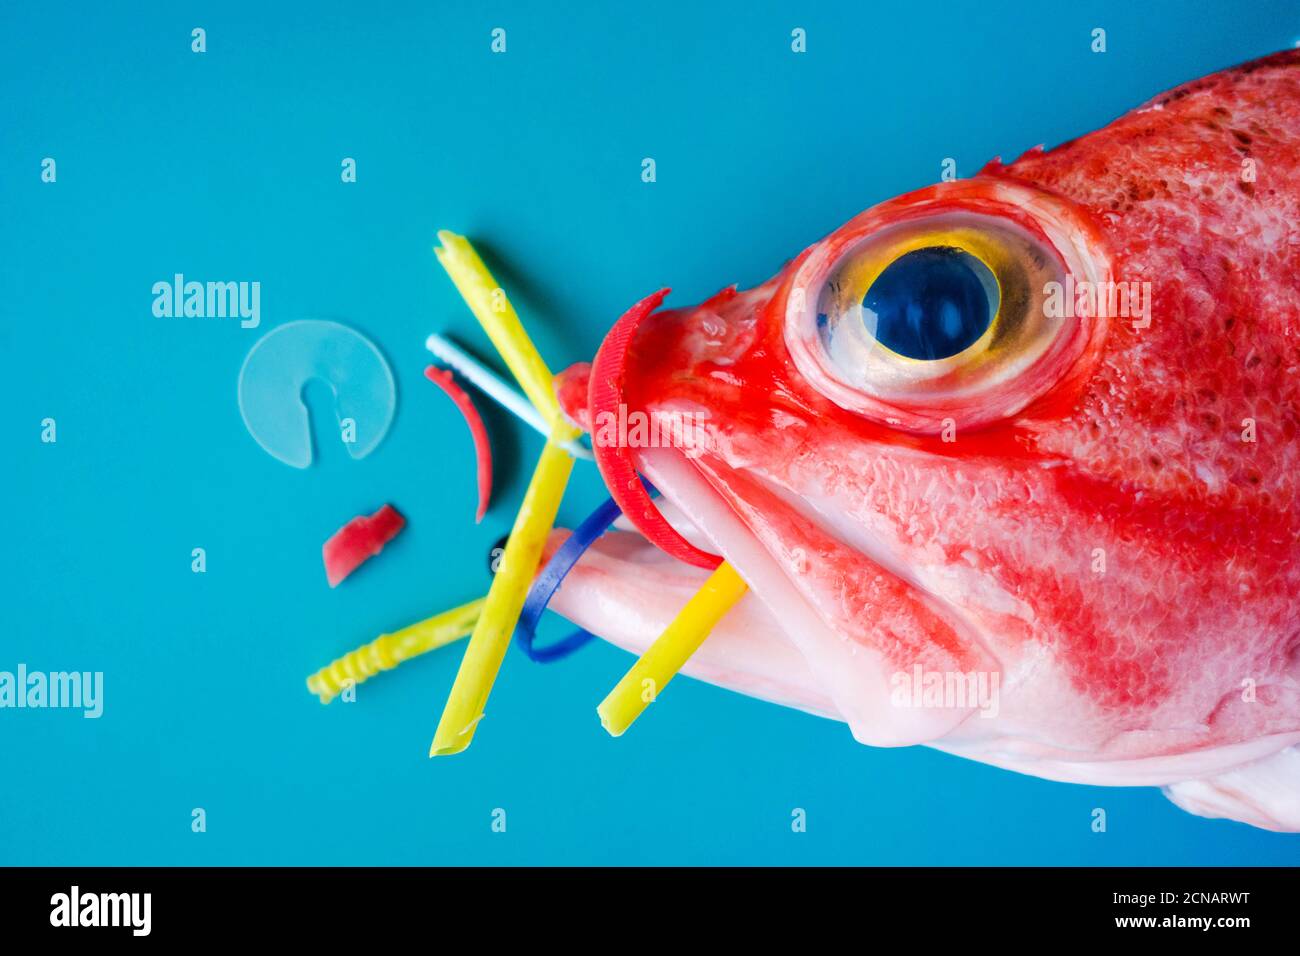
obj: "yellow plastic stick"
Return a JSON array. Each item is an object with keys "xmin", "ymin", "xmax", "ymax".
[
  {"xmin": 434, "ymin": 231, "xmax": 577, "ymax": 439},
  {"xmin": 597, "ymin": 561, "xmax": 748, "ymax": 737},
  {"xmin": 306, "ymin": 598, "xmax": 484, "ymax": 704},
  {"xmin": 429, "ymin": 230, "xmax": 582, "ymax": 754},
  {"xmin": 430, "ymin": 430, "xmax": 577, "ymax": 755}
]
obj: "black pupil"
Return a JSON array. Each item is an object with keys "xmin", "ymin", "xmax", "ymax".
[{"xmin": 862, "ymin": 246, "xmax": 997, "ymax": 360}]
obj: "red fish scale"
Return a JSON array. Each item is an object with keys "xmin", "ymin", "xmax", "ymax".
[
  {"xmin": 995, "ymin": 51, "xmax": 1300, "ymax": 724},
  {"xmin": 1006, "ymin": 51, "xmax": 1300, "ymax": 514}
]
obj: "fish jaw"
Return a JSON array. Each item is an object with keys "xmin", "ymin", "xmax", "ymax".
[
  {"xmin": 541, "ymin": 521, "xmax": 840, "ymax": 722},
  {"xmin": 544, "ymin": 441, "xmax": 999, "ymax": 747}
]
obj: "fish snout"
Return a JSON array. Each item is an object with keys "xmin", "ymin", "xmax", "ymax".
[{"xmin": 554, "ymin": 361, "xmax": 593, "ymax": 432}]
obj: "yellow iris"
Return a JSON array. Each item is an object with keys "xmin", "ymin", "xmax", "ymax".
[{"xmin": 833, "ymin": 228, "xmax": 1015, "ymax": 366}]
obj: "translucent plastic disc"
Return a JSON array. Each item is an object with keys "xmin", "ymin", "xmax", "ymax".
[{"xmin": 238, "ymin": 320, "xmax": 396, "ymax": 468}]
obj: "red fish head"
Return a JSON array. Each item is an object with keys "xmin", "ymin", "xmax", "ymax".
[{"xmin": 552, "ymin": 51, "xmax": 1300, "ymax": 825}]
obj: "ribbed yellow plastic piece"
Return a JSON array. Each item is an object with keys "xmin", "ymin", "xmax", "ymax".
[
  {"xmin": 430, "ymin": 429, "xmax": 576, "ymax": 755},
  {"xmin": 597, "ymin": 561, "xmax": 748, "ymax": 736},
  {"xmin": 306, "ymin": 598, "xmax": 484, "ymax": 704}
]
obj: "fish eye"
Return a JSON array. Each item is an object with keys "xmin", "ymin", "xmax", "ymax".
[
  {"xmin": 785, "ymin": 193, "xmax": 1108, "ymax": 433},
  {"xmin": 854, "ymin": 246, "xmax": 999, "ymax": 361}
]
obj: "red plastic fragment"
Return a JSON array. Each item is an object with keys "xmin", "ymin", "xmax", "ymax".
[
  {"xmin": 323, "ymin": 504, "xmax": 406, "ymax": 588},
  {"xmin": 424, "ymin": 365, "xmax": 493, "ymax": 523},
  {"xmin": 587, "ymin": 288, "xmax": 722, "ymax": 570}
]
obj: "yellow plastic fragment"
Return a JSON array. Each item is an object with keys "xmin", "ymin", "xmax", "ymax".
[
  {"xmin": 430, "ymin": 429, "xmax": 577, "ymax": 755},
  {"xmin": 306, "ymin": 598, "xmax": 484, "ymax": 704},
  {"xmin": 597, "ymin": 561, "xmax": 748, "ymax": 737},
  {"xmin": 434, "ymin": 230, "xmax": 579, "ymax": 441}
]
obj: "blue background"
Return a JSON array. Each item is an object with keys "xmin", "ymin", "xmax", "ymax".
[{"xmin": 3, "ymin": 1, "xmax": 1298, "ymax": 865}]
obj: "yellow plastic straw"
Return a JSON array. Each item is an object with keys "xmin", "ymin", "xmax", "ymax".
[
  {"xmin": 430, "ymin": 429, "xmax": 576, "ymax": 755},
  {"xmin": 306, "ymin": 598, "xmax": 484, "ymax": 704},
  {"xmin": 597, "ymin": 561, "xmax": 748, "ymax": 736},
  {"xmin": 428, "ymin": 231, "xmax": 584, "ymax": 755},
  {"xmin": 434, "ymin": 230, "xmax": 576, "ymax": 437}
]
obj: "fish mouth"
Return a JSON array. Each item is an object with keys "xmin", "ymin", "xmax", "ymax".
[
  {"xmin": 548, "ymin": 361, "xmax": 1001, "ymax": 746},
  {"xmin": 544, "ymin": 494, "xmax": 840, "ymax": 723}
]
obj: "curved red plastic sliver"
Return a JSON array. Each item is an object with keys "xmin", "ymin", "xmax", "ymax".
[
  {"xmin": 424, "ymin": 365, "xmax": 493, "ymax": 523},
  {"xmin": 323, "ymin": 504, "xmax": 406, "ymax": 587},
  {"xmin": 587, "ymin": 289, "xmax": 722, "ymax": 570}
]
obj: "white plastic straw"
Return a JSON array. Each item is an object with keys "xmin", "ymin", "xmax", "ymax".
[{"xmin": 425, "ymin": 332, "xmax": 592, "ymax": 460}]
